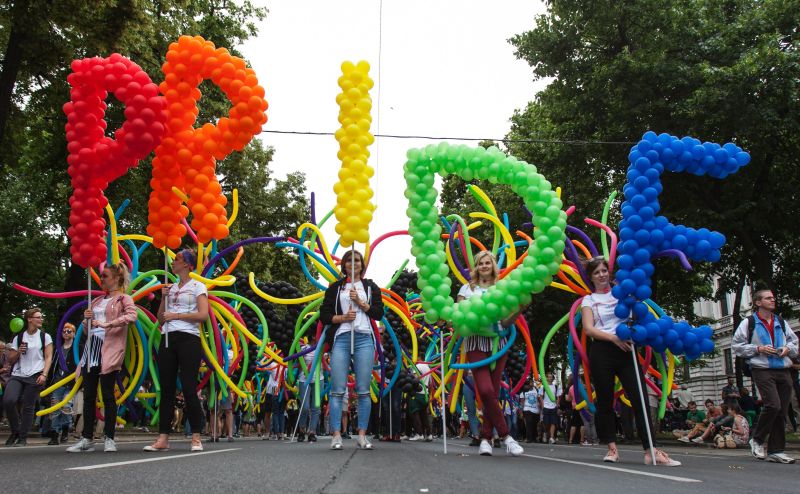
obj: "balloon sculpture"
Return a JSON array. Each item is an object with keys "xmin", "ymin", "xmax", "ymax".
[
  {"xmin": 65, "ymin": 53, "xmax": 167, "ymax": 268},
  {"xmin": 333, "ymin": 60, "xmax": 375, "ymax": 247},
  {"xmin": 16, "ymin": 41, "xmax": 751, "ymax": 432}
]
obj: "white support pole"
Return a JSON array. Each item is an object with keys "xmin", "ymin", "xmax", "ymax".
[
  {"xmin": 441, "ymin": 328, "xmax": 447, "ymax": 455},
  {"xmin": 631, "ymin": 344, "xmax": 657, "ymax": 465}
]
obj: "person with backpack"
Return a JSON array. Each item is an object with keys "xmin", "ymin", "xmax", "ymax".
[
  {"xmin": 732, "ymin": 289, "xmax": 798, "ymax": 464},
  {"xmin": 3, "ymin": 307, "xmax": 53, "ymax": 447}
]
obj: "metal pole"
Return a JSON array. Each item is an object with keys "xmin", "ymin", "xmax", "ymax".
[
  {"xmin": 441, "ymin": 328, "xmax": 447, "ymax": 455},
  {"xmin": 350, "ymin": 246, "xmax": 355, "ymax": 356},
  {"xmin": 164, "ymin": 250, "xmax": 169, "ymax": 348},
  {"xmin": 631, "ymin": 344, "xmax": 657, "ymax": 465},
  {"xmin": 291, "ymin": 379, "xmax": 311, "ymax": 442}
]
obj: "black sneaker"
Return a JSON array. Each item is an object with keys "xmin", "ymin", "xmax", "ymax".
[
  {"xmin": 468, "ymin": 437, "xmax": 481, "ymax": 447},
  {"xmin": 61, "ymin": 430, "xmax": 69, "ymax": 444},
  {"xmin": 308, "ymin": 433, "xmax": 317, "ymax": 442},
  {"xmin": 5, "ymin": 434, "xmax": 19, "ymax": 447},
  {"xmin": 342, "ymin": 433, "xmax": 351, "ymax": 439},
  {"xmin": 47, "ymin": 431, "xmax": 60, "ymax": 446},
  {"xmin": 297, "ymin": 431, "xmax": 306, "ymax": 442},
  {"xmin": 13, "ymin": 438, "xmax": 27, "ymax": 447}
]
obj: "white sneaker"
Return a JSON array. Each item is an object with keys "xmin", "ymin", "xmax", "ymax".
[
  {"xmin": 355, "ymin": 435, "xmax": 373, "ymax": 450},
  {"xmin": 424, "ymin": 435, "xmax": 433, "ymax": 442},
  {"xmin": 504, "ymin": 436, "xmax": 524, "ymax": 457},
  {"xmin": 691, "ymin": 436, "xmax": 704, "ymax": 444},
  {"xmin": 548, "ymin": 437, "xmax": 556, "ymax": 444},
  {"xmin": 479, "ymin": 439, "xmax": 493, "ymax": 456},
  {"xmin": 767, "ymin": 452, "xmax": 796, "ymax": 464},
  {"xmin": 330, "ymin": 436, "xmax": 343, "ymax": 450},
  {"xmin": 678, "ymin": 436, "xmax": 691, "ymax": 443},
  {"xmin": 104, "ymin": 437, "xmax": 117, "ymax": 452},
  {"xmin": 66, "ymin": 437, "xmax": 95, "ymax": 453},
  {"xmin": 408, "ymin": 434, "xmax": 423, "ymax": 441},
  {"xmin": 749, "ymin": 439, "xmax": 766, "ymax": 460}
]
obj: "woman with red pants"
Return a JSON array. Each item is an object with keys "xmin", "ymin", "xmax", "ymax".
[{"xmin": 457, "ymin": 250, "xmax": 524, "ymax": 457}]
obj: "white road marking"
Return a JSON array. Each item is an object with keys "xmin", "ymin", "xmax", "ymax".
[
  {"xmin": 65, "ymin": 448, "xmax": 239, "ymax": 471},
  {"xmin": 450, "ymin": 444, "xmax": 702, "ymax": 483},
  {"xmin": 521, "ymin": 453, "xmax": 702, "ymax": 483}
]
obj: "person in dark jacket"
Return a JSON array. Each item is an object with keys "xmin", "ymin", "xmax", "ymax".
[
  {"xmin": 319, "ymin": 249, "xmax": 384, "ymax": 451},
  {"xmin": 46, "ymin": 322, "xmax": 79, "ymax": 445}
]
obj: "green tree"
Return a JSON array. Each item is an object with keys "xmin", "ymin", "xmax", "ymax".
[
  {"xmin": 507, "ymin": 0, "xmax": 800, "ymax": 335},
  {"xmin": 0, "ymin": 1, "xmax": 315, "ymax": 339}
]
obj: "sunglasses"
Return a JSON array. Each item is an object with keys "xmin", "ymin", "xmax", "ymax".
[{"xmin": 63, "ymin": 330, "xmax": 74, "ymax": 334}]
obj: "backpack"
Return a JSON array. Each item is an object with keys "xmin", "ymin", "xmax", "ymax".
[{"xmin": 742, "ymin": 314, "xmax": 785, "ymax": 377}]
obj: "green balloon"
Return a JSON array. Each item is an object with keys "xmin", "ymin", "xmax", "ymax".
[{"xmin": 9, "ymin": 317, "xmax": 24, "ymax": 333}]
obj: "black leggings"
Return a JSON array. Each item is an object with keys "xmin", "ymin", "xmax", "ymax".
[
  {"xmin": 590, "ymin": 340, "xmax": 656, "ymax": 450},
  {"xmin": 82, "ymin": 366, "xmax": 120, "ymax": 439},
  {"xmin": 523, "ymin": 411, "xmax": 540, "ymax": 442},
  {"xmin": 158, "ymin": 331, "xmax": 203, "ymax": 434}
]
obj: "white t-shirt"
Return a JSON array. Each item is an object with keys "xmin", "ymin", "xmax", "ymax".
[
  {"xmin": 581, "ymin": 291, "xmax": 627, "ymax": 336},
  {"xmin": 457, "ymin": 284, "xmax": 505, "ymax": 352},
  {"xmin": 539, "ymin": 382, "xmax": 561, "ymax": 410},
  {"xmin": 523, "ymin": 387, "xmax": 541, "ymax": 413},
  {"xmin": 165, "ymin": 279, "xmax": 208, "ymax": 336},
  {"xmin": 10, "ymin": 330, "xmax": 53, "ymax": 378},
  {"xmin": 416, "ymin": 362, "xmax": 431, "ymax": 388},
  {"xmin": 298, "ymin": 344, "xmax": 318, "ymax": 382},
  {"xmin": 91, "ymin": 297, "xmax": 110, "ymax": 338},
  {"xmin": 335, "ymin": 281, "xmax": 372, "ymax": 338}
]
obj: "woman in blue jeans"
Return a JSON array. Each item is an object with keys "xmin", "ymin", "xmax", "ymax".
[{"xmin": 320, "ymin": 250, "xmax": 385, "ymax": 450}]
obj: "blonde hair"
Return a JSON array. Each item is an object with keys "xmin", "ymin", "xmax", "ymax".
[
  {"xmin": 468, "ymin": 251, "xmax": 499, "ymax": 289},
  {"xmin": 103, "ymin": 262, "xmax": 130, "ymax": 292}
]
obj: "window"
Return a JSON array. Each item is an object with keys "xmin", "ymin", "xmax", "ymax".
[
  {"xmin": 720, "ymin": 295, "xmax": 730, "ymax": 317},
  {"xmin": 724, "ymin": 348, "xmax": 734, "ymax": 375}
]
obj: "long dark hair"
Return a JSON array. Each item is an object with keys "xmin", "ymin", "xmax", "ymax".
[{"xmin": 340, "ymin": 250, "xmax": 366, "ymax": 279}]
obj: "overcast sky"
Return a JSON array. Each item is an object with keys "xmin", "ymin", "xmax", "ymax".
[{"xmin": 240, "ymin": 1, "xmax": 549, "ymax": 286}]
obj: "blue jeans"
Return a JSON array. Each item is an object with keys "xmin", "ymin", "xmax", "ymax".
[
  {"xmin": 463, "ymin": 376, "xmax": 480, "ymax": 437},
  {"xmin": 329, "ymin": 331, "xmax": 374, "ymax": 433},
  {"xmin": 297, "ymin": 381, "xmax": 321, "ymax": 432},
  {"xmin": 49, "ymin": 386, "xmax": 73, "ymax": 432}
]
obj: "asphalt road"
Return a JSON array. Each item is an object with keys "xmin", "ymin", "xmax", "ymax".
[{"xmin": 2, "ymin": 436, "xmax": 797, "ymax": 493}]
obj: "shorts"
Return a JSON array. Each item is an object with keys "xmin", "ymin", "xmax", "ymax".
[{"xmin": 542, "ymin": 408, "xmax": 559, "ymax": 426}]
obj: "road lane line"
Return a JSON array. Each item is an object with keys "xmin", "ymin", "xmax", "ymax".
[
  {"xmin": 449, "ymin": 444, "xmax": 701, "ymax": 483},
  {"xmin": 65, "ymin": 448, "xmax": 239, "ymax": 471},
  {"xmin": 520, "ymin": 453, "xmax": 702, "ymax": 483}
]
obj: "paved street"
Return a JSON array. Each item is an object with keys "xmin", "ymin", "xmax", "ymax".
[{"xmin": 2, "ymin": 435, "xmax": 797, "ymax": 493}]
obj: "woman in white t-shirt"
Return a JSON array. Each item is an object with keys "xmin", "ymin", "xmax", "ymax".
[
  {"xmin": 456, "ymin": 250, "xmax": 524, "ymax": 457},
  {"xmin": 3, "ymin": 307, "xmax": 53, "ymax": 447},
  {"xmin": 145, "ymin": 249, "xmax": 208, "ymax": 453},
  {"xmin": 580, "ymin": 256, "xmax": 679, "ymax": 466}
]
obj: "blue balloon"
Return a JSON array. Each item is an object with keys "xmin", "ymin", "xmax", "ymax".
[
  {"xmin": 616, "ymin": 324, "xmax": 631, "ymax": 341},
  {"xmin": 700, "ymin": 338, "xmax": 715, "ymax": 353}
]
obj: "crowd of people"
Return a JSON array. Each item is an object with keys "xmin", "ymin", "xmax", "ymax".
[{"xmin": 1, "ymin": 251, "xmax": 799, "ymax": 467}]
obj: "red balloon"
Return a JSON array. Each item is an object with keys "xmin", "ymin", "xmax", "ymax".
[{"xmin": 65, "ymin": 54, "xmax": 167, "ymax": 268}]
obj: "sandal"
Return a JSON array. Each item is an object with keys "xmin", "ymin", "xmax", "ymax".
[{"xmin": 645, "ymin": 449, "xmax": 681, "ymax": 466}]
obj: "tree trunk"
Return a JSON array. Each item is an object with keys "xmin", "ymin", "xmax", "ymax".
[{"xmin": 0, "ymin": 0, "xmax": 31, "ymax": 157}]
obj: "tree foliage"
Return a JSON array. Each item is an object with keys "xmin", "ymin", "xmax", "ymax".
[
  {"xmin": 0, "ymin": 1, "xmax": 313, "ymax": 339},
  {"xmin": 507, "ymin": 0, "xmax": 800, "ymax": 327}
]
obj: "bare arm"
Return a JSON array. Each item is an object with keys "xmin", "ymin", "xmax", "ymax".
[{"xmin": 581, "ymin": 305, "xmax": 631, "ymax": 352}]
